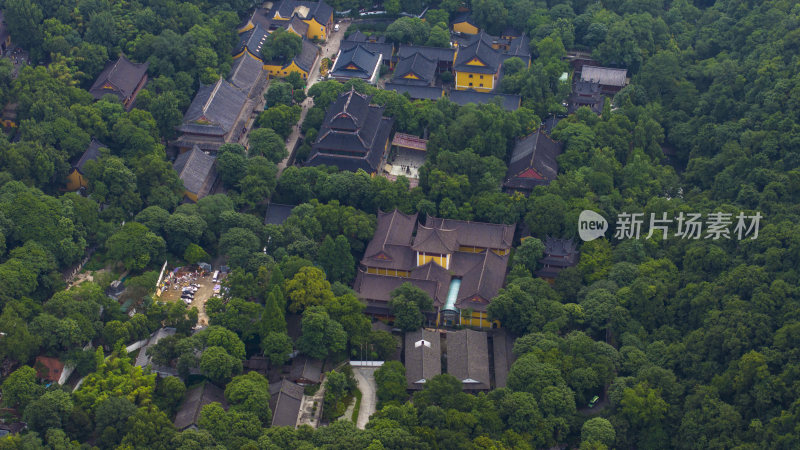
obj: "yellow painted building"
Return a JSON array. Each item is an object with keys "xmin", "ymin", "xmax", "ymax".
[
  {"xmin": 452, "ymin": 11, "xmax": 479, "ymax": 35},
  {"xmin": 65, "ymin": 139, "xmax": 104, "ymax": 191},
  {"xmin": 262, "ymin": 38, "xmax": 318, "ymax": 80},
  {"xmin": 271, "ymin": 0, "xmax": 333, "ymax": 41},
  {"xmin": 453, "ymin": 36, "xmax": 502, "ymax": 92},
  {"xmin": 453, "ymin": 20, "xmax": 479, "ymax": 35},
  {"xmin": 263, "ymin": 60, "xmax": 308, "ymax": 79}
]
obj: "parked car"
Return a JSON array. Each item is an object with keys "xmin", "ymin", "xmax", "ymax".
[{"xmin": 334, "ymin": 24, "xmax": 340, "ymax": 32}]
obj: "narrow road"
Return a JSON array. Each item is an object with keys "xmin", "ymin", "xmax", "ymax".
[
  {"xmin": 353, "ymin": 367, "xmax": 377, "ymax": 429},
  {"xmin": 275, "ymin": 21, "xmax": 350, "ymax": 177}
]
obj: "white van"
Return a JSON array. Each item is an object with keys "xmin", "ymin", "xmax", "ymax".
[
  {"xmin": 334, "ymin": 24, "xmax": 340, "ymax": 32},
  {"xmin": 212, "ymin": 270, "xmax": 219, "ymax": 282}
]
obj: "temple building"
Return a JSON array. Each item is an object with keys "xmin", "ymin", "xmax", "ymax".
[
  {"xmin": 536, "ymin": 237, "xmax": 579, "ymax": 281},
  {"xmin": 89, "ymin": 54, "xmax": 149, "ymax": 111},
  {"xmin": 502, "ymin": 130, "xmax": 563, "ymax": 195},
  {"xmin": 173, "ymin": 78, "xmax": 252, "ymax": 152},
  {"xmin": 354, "ymin": 210, "xmax": 514, "ymax": 328},
  {"xmin": 306, "ymin": 89, "xmax": 393, "ymax": 173}
]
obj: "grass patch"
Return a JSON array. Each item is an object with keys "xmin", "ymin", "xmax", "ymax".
[{"xmin": 350, "ymin": 388, "xmax": 362, "ymax": 422}]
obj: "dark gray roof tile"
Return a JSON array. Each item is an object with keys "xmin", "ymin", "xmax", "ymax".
[
  {"xmin": 174, "ymin": 382, "xmax": 228, "ymax": 430},
  {"xmin": 89, "ymin": 54, "xmax": 149, "ymax": 101},
  {"xmin": 385, "ymin": 84, "xmax": 443, "ymax": 100},
  {"xmin": 405, "ymin": 329, "xmax": 441, "ymax": 390},
  {"xmin": 173, "ymin": 146, "xmax": 218, "ymax": 199},
  {"xmin": 447, "ymin": 329, "xmax": 490, "ymax": 390},
  {"xmin": 269, "ymin": 379, "xmax": 304, "ymax": 427}
]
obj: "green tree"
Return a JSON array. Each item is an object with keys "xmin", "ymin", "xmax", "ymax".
[
  {"xmin": 513, "ymin": 237, "xmax": 545, "ymax": 274},
  {"xmin": 120, "ymin": 406, "xmax": 177, "ymax": 450},
  {"xmin": 217, "ymin": 144, "xmax": 249, "ymax": 188},
  {"xmin": 4, "ymin": 0, "xmax": 44, "ymax": 53},
  {"xmin": 472, "ymin": 0, "xmax": 507, "ymax": 35},
  {"xmin": 225, "ymin": 371, "xmax": 272, "ymax": 423},
  {"xmin": 297, "ymin": 306, "xmax": 346, "ymax": 360},
  {"xmin": 147, "ymin": 91, "xmax": 183, "ymax": 139},
  {"xmin": 105, "ymin": 222, "xmax": 166, "ymax": 271},
  {"xmin": 183, "ymin": 243, "xmax": 211, "ymax": 264},
  {"xmin": 258, "ymin": 104, "xmax": 301, "ymax": 139},
  {"xmin": 1, "ymin": 366, "xmax": 44, "ymax": 410},
  {"xmin": 369, "ymin": 330, "xmax": 398, "ymax": 361},
  {"xmin": 248, "ymin": 127, "xmax": 288, "ymax": 163},
  {"xmin": 375, "ymin": 361, "xmax": 407, "ymax": 408},
  {"xmin": 318, "ymin": 234, "xmax": 355, "ymax": 284},
  {"xmin": 165, "ymin": 213, "xmax": 207, "ymax": 255},
  {"xmin": 425, "ymin": 25, "xmax": 450, "ymax": 47},
  {"xmin": 389, "ymin": 283, "xmax": 433, "ymax": 331},
  {"xmin": 285, "ymin": 266, "xmax": 334, "ymax": 313},
  {"xmin": 261, "ymin": 29, "xmax": 303, "ymax": 63},
  {"xmin": 154, "ymin": 376, "xmax": 186, "ymax": 416},
  {"xmin": 261, "ymin": 331, "xmax": 293, "ymax": 366},
  {"xmin": 581, "ymin": 417, "xmax": 616, "ymax": 447},
  {"xmin": 265, "ymin": 81, "xmax": 293, "ymax": 107},
  {"xmin": 95, "ymin": 396, "xmax": 137, "ymax": 448},
  {"xmin": 23, "ymin": 390, "xmax": 74, "ymax": 433},
  {"xmin": 200, "ymin": 346, "xmax": 242, "ymax": 384},
  {"xmin": 73, "ymin": 353, "xmax": 156, "ymax": 414},
  {"xmin": 386, "ymin": 17, "xmax": 430, "ymax": 45},
  {"xmin": 261, "ymin": 287, "xmax": 287, "ymax": 336}
]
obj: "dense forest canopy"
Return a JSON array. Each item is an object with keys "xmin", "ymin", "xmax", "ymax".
[{"xmin": 0, "ymin": 0, "xmax": 798, "ymax": 449}]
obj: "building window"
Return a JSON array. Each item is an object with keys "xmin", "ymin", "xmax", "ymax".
[
  {"xmin": 468, "ymin": 74, "xmax": 473, "ymax": 78},
  {"xmin": 480, "ymin": 75, "xmax": 483, "ymax": 79},
  {"xmin": 469, "ymin": 82, "xmax": 473, "ymax": 86},
  {"xmin": 480, "ymin": 83, "xmax": 483, "ymax": 87}
]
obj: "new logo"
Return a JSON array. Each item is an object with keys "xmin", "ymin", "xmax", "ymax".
[{"xmin": 578, "ymin": 210, "xmax": 608, "ymax": 241}]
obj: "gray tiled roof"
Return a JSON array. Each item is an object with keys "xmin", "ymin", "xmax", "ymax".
[
  {"xmin": 452, "ymin": 11, "xmax": 475, "ymax": 25},
  {"xmin": 308, "ymin": 90, "xmax": 393, "ymax": 173},
  {"xmin": 269, "ymin": 380, "xmax": 304, "ymax": 427},
  {"xmin": 361, "ymin": 210, "xmax": 419, "ymax": 269},
  {"xmin": 503, "ymin": 130, "xmax": 563, "ymax": 191},
  {"xmin": 455, "ymin": 250, "xmax": 508, "ymax": 310},
  {"xmin": 396, "ymin": 45, "xmax": 455, "ymax": 65},
  {"xmin": 491, "ymin": 329, "xmax": 515, "ymax": 388},
  {"xmin": 89, "ymin": 54, "xmax": 148, "ymax": 102},
  {"xmin": 289, "ymin": 356, "xmax": 322, "ymax": 383},
  {"xmin": 454, "ymin": 35, "xmax": 502, "ymax": 74},
  {"xmin": 424, "ymin": 216, "xmax": 514, "ymax": 250},
  {"xmin": 174, "ymin": 382, "xmax": 228, "ymax": 430},
  {"xmin": 134, "ymin": 327, "xmax": 176, "ymax": 369},
  {"xmin": 354, "ymin": 271, "xmax": 439, "ymax": 305},
  {"xmin": 173, "ymin": 146, "xmax": 218, "ymax": 199},
  {"xmin": 275, "ymin": 0, "xmax": 333, "ymax": 24},
  {"xmin": 405, "ymin": 329, "xmax": 441, "ymax": 390},
  {"xmin": 355, "ymin": 212, "xmax": 513, "ymax": 309},
  {"xmin": 581, "ymin": 65, "xmax": 628, "ymax": 87},
  {"xmin": 385, "ymin": 84, "xmax": 443, "ymax": 100},
  {"xmin": 235, "ymin": 24, "xmax": 270, "ymax": 57},
  {"xmin": 74, "ymin": 139, "xmax": 105, "ymax": 173},
  {"xmin": 392, "ymin": 52, "xmax": 437, "ymax": 86},
  {"xmin": 293, "ymin": 38, "xmax": 319, "ymax": 72},
  {"xmin": 536, "ymin": 237, "xmax": 579, "ymax": 278},
  {"xmin": 448, "ymin": 89, "xmax": 521, "ymax": 111},
  {"xmin": 412, "ymin": 225, "xmax": 458, "ymax": 254},
  {"xmin": 283, "ymin": 16, "xmax": 309, "ymax": 36},
  {"xmin": 264, "ymin": 203, "xmax": 297, "ymax": 225},
  {"xmin": 340, "ymin": 40, "xmax": 393, "ymax": 63},
  {"xmin": 330, "ymin": 45, "xmax": 381, "ymax": 80},
  {"xmin": 179, "ymin": 78, "xmax": 249, "ymax": 136},
  {"xmin": 228, "ymin": 54, "xmax": 266, "ymax": 96},
  {"xmin": 447, "ymin": 329, "xmax": 490, "ymax": 390}
]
